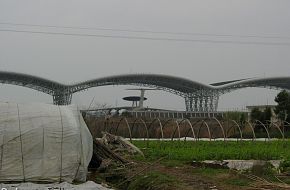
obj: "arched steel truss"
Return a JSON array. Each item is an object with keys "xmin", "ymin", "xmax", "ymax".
[{"xmin": 1, "ymin": 71, "xmax": 290, "ymax": 111}]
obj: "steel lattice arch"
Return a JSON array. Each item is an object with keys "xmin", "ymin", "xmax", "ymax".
[{"xmin": 0, "ymin": 71, "xmax": 290, "ymax": 111}]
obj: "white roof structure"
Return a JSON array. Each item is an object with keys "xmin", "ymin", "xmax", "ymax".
[{"xmin": 1, "ymin": 71, "xmax": 290, "ymax": 111}]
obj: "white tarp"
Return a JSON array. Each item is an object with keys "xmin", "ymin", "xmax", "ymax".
[
  {"xmin": 0, "ymin": 102, "xmax": 93, "ymax": 183},
  {"xmin": 0, "ymin": 181, "xmax": 112, "ymax": 190}
]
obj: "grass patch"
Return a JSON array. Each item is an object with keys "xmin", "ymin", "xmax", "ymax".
[
  {"xmin": 127, "ymin": 171, "xmax": 182, "ymax": 190},
  {"xmin": 192, "ymin": 168, "xmax": 228, "ymax": 176},
  {"xmin": 191, "ymin": 168, "xmax": 251, "ymax": 187},
  {"xmin": 225, "ymin": 178, "xmax": 251, "ymax": 186},
  {"xmin": 133, "ymin": 140, "xmax": 290, "ymax": 162}
]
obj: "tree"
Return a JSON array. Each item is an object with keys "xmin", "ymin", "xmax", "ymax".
[
  {"xmin": 250, "ymin": 107, "xmax": 272, "ymax": 132},
  {"xmin": 224, "ymin": 111, "xmax": 248, "ymax": 128},
  {"xmin": 250, "ymin": 108, "xmax": 263, "ymax": 122},
  {"xmin": 264, "ymin": 107, "xmax": 273, "ymax": 122},
  {"xmin": 275, "ymin": 90, "xmax": 290, "ymax": 122},
  {"xmin": 250, "ymin": 107, "xmax": 272, "ymax": 123},
  {"xmin": 239, "ymin": 112, "xmax": 247, "ymax": 129}
]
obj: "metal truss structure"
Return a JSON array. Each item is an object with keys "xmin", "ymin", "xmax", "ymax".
[
  {"xmin": 0, "ymin": 71, "xmax": 290, "ymax": 111},
  {"xmin": 184, "ymin": 90, "xmax": 220, "ymax": 112}
]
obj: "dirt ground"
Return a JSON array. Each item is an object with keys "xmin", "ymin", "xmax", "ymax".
[
  {"xmin": 125, "ymin": 161, "xmax": 249, "ymax": 190},
  {"xmin": 88, "ymin": 159, "xmax": 289, "ymax": 190}
]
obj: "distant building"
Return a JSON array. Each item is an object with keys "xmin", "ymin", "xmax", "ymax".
[{"xmin": 246, "ymin": 105, "xmax": 277, "ymax": 122}]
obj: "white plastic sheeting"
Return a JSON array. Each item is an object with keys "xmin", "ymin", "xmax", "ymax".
[
  {"xmin": 0, "ymin": 181, "xmax": 112, "ymax": 190},
  {"xmin": 0, "ymin": 102, "xmax": 93, "ymax": 183}
]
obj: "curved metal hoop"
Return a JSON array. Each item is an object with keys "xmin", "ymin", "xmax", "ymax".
[
  {"xmin": 211, "ymin": 117, "xmax": 226, "ymax": 141},
  {"xmin": 171, "ymin": 120, "xmax": 181, "ymax": 141},
  {"xmin": 148, "ymin": 118, "xmax": 164, "ymax": 140},
  {"xmin": 162, "ymin": 119, "xmax": 173, "ymax": 128},
  {"xmin": 231, "ymin": 120, "xmax": 243, "ymax": 140},
  {"xmin": 244, "ymin": 121, "xmax": 256, "ymax": 141},
  {"xmin": 255, "ymin": 120, "xmax": 270, "ymax": 140},
  {"xmin": 197, "ymin": 120, "xmax": 211, "ymax": 141},
  {"xmin": 270, "ymin": 122, "xmax": 284, "ymax": 139},
  {"xmin": 132, "ymin": 118, "xmax": 149, "ymax": 141},
  {"xmin": 162, "ymin": 119, "xmax": 173, "ymax": 138},
  {"xmin": 179, "ymin": 119, "xmax": 197, "ymax": 141},
  {"xmin": 116, "ymin": 117, "xmax": 132, "ymax": 142},
  {"xmin": 225, "ymin": 120, "xmax": 243, "ymax": 140}
]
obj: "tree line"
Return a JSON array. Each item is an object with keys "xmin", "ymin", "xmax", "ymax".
[{"xmin": 250, "ymin": 90, "xmax": 290, "ymax": 123}]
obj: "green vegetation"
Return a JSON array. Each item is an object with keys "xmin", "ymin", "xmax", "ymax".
[
  {"xmin": 127, "ymin": 171, "xmax": 182, "ymax": 190},
  {"xmin": 91, "ymin": 140, "xmax": 290, "ymax": 189},
  {"xmin": 250, "ymin": 107, "xmax": 272, "ymax": 123},
  {"xmin": 133, "ymin": 140, "xmax": 290, "ymax": 161},
  {"xmin": 191, "ymin": 168, "xmax": 228, "ymax": 176},
  {"xmin": 280, "ymin": 159, "xmax": 290, "ymax": 173},
  {"xmin": 191, "ymin": 168, "xmax": 252, "ymax": 187},
  {"xmin": 275, "ymin": 90, "xmax": 290, "ymax": 122},
  {"xmin": 250, "ymin": 106, "xmax": 277, "ymax": 134},
  {"xmin": 224, "ymin": 111, "xmax": 248, "ymax": 129},
  {"xmin": 225, "ymin": 178, "xmax": 251, "ymax": 187}
]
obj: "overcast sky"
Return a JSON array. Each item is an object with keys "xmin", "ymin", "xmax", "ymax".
[{"xmin": 0, "ymin": 0, "xmax": 290, "ymax": 110}]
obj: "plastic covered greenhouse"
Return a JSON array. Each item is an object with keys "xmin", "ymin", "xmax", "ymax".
[{"xmin": 0, "ymin": 102, "xmax": 93, "ymax": 183}]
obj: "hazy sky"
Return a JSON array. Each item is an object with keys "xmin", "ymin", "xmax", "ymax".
[{"xmin": 0, "ymin": 0, "xmax": 290, "ymax": 110}]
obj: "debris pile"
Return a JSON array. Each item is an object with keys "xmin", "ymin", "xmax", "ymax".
[
  {"xmin": 90, "ymin": 132, "xmax": 144, "ymax": 167},
  {"xmin": 88, "ymin": 132, "xmax": 145, "ymax": 187}
]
